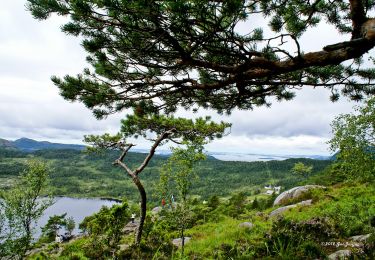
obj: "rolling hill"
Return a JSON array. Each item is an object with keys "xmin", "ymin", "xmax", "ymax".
[
  {"xmin": 0, "ymin": 143, "xmax": 332, "ymax": 204},
  {"xmin": 0, "ymin": 137, "xmax": 85, "ymax": 152}
]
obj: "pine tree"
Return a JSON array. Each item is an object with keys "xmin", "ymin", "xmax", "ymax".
[
  {"xmin": 84, "ymin": 113, "xmax": 229, "ymax": 245},
  {"xmin": 26, "ymin": 0, "xmax": 375, "ymax": 116}
]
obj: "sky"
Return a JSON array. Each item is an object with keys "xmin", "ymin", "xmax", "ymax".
[{"xmin": 0, "ymin": 1, "xmax": 363, "ymax": 156}]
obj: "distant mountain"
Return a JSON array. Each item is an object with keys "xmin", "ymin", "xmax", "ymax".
[
  {"xmin": 1, "ymin": 138, "xmax": 85, "ymax": 152},
  {"xmin": 0, "ymin": 138, "xmax": 16, "ymax": 149}
]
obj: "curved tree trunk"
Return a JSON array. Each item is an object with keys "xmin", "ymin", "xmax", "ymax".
[
  {"xmin": 181, "ymin": 228, "xmax": 185, "ymax": 257},
  {"xmin": 132, "ymin": 175, "xmax": 147, "ymax": 246},
  {"xmin": 114, "ymin": 131, "xmax": 173, "ymax": 246}
]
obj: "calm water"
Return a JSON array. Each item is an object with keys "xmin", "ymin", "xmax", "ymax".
[{"xmin": 34, "ymin": 197, "xmax": 119, "ymax": 238}]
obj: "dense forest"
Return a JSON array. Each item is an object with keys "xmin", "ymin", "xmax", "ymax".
[{"xmin": 0, "ymin": 147, "xmax": 330, "ymax": 204}]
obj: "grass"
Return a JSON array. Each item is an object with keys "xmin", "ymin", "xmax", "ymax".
[
  {"xmin": 25, "ymin": 181, "xmax": 375, "ymax": 259},
  {"xmin": 183, "ymin": 216, "xmax": 270, "ymax": 257},
  {"xmin": 282, "ymin": 182, "xmax": 375, "ymax": 236},
  {"xmin": 178, "ymin": 182, "xmax": 375, "ymax": 258}
]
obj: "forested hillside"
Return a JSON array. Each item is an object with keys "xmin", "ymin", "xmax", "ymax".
[{"xmin": 0, "ymin": 148, "xmax": 330, "ymax": 203}]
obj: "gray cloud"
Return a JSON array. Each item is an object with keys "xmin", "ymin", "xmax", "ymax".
[
  {"xmin": 0, "ymin": 2, "xmax": 86, "ymax": 81},
  {"xmin": 225, "ymin": 88, "xmax": 355, "ymax": 138}
]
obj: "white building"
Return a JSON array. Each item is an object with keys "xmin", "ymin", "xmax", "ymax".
[{"xmin": 264, "ymin": 185, "xmax": 282, "ymax": 195}]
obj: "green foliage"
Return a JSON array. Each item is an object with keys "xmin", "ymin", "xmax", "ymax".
[
  {"xmin": 182, "ymin": 183, "xmax": 375, "ymax": 259},
  {"xmin": 250, "ymin": 195, "xmax": 277, "ymax": 211},
  {"xmin": 59, "ymin": 237, "xmax": 90, "ymax": 260},
  {"xmin": 26, "ymin": 0, "xmax": 375, "ymax": 116},
  {"xmin": 84, "ymin": 113, "xmax": 230, "ymax": 157},
  {"xmin": 226, "ymin": 192, "xmax": 247, "ymax": 218},
  {"xmin": 283, "ymin": 183, "xmax": 375, "ymax": 237},
  {"xmin": 0, "ymin": 160, "xmax": 54, "ymax": 258},
  {"xmin": 160, "ymin": 205, "xmax": 196, "ymax": 234},
  {"xmin": 159, "ymin": 144, "xmax": 205, "ymax": 203},
  {"xmin": 207, "ymin": 195, "xmax": 220, "ymax": 210},
  {"xmin": 158, "ymin": 143, "xmax": 206, "ymax": 255},
  {"xmin": 0, "ymin": 205, "xmax": 5, "ymax": 257},
  {"xmin": 329, "ymin": 97, "xmax": 375, "ymax": 182},
  {"xmin": 117, "ymin": 213, "xmax": 175, "ymax": 259},
  {"xmin": 251, "ymin": 197, "xmax": 260, "ymax": 210},
  {"xmin": 40, "ymin": 213, "xmax": 68, "ymax": 243},
  {"xmin": 65, "ymin": 216, "xmax": 75, "ymax": 237},
  {"xmin": 24, "ymin": 181, "xmax": 375, "ymax": 259},
  {"xmin": 184, "ymin": 216, "xmax": 270, "ymax": 259},
  {"xmin": 264, "ymin": 217, "xmax": 335, "ymax": 259},
  {"xmin": 78, "ymin": 200, "xmax": 130, "ymax": 257},
  {"xmin": 120, "ymin": 113, "xmax": 230, "ymax": 144},
  {"xmin": 0, "ymin": 148, "xmax": 331, "ymax": 201},
  {"xmin": 84, "ymin": 111, "xmax": 229, "ymax": 246},
  {"xmin": 39, "ymin": 213, "xmax": 75, "ymax": 243},
  {"xmin": 291, "ymin": 162, "xmax": 313, "ymax": 178}
]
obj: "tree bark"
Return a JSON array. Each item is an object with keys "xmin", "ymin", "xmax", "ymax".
[
  {"xmin": 349, "ymin": 0, "xmax": 367, "ymax": 39},
  {"xmin": 181, "ymin": 227, "xmax": 185, "ymax": 257},
  {"xmin": 115, "ymin": 160, "xmax": 146, "ymax": 246},
  {"xmin": 131, "ymin": 175, "xmax": 147, "ymax": 246}
]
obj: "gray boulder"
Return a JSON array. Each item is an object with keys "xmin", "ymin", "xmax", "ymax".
[
  {"xmin": 328, "ymin": 249, "xmax": 352, "ymax": 260},
  {"xmin": 123, "ymin": 220, "xmax": 138, "ymax": 234},
  {"xmin": 273, "ymin": 185, "xmax": 326, "ymax": 206},
  {"xmin": 269, "ymin": 199, "xmax": 312, "ymax": 217},
  {"xmin": 238, "ymin": 222, "xmax": 254, "ymax": 229},
  {"xmin": 151, "ymin": 206, "xmax": 162, "ymax": 214},
  {"xmin": 350, "ymin": 233, "xmax": 371, "ymax": 242},
  {"xmin": 172, "ymin": 237, "xmax": 191, "ymax": 247}
]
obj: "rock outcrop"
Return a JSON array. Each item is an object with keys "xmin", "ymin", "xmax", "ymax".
[
  {"xmin": 269, "ymin": 199, "xmax": 312, "ymax": 217},
  {"xmin": 273, "ymin": 185, "xmax": 326, "ymax": 206},
  {"xmin": 238, "ymin": 222, "xmax": 254, "ymax": 229},
  {"xmin": 172, "ymin": 237, "xmax": 191, "ymax": 247},
  {"xmin": 328, "ymin": 249, "xmax": 352, "ymax": 259},
  {"xmin": 151, "ymin": 206, "xmax": 162, "ymax": 214},
  {"xmin": 350, "ymin": 233, "xmax": 371, "ymax": 242},
  {"xmin": 123, "ymin": 220, "xmax": 138, "ymax": 234}
]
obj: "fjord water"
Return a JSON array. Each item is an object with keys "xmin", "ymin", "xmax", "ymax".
[{"xmin": 34, "ymin": 197, "xmax": 120, "ymax": 238}]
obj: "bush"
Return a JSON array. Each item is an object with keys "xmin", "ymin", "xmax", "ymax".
[
  {"xmin": 226, "ymin": 192, "xmax": 247, "ymax": 218},
  {"xmin": 75, "ymin": 200, "xmax": 130, "ymax": 258},
  {"xmin": 263, "ymin": 217, "xmax": 336, "ymax": 258}
]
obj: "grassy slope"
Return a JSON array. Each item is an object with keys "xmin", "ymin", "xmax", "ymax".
[
  {"xmin": 183, "ymin": 182, "xmax": 375, "ymax": 258},
  {"xmin": 27, "ymin": 182, "xmax": 374, "ymax": 259}
]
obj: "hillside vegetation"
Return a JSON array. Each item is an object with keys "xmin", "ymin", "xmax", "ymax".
[
  {"xmin": 0, "ymin": 148, "xmax": 330, "ymax": 204},
  {"xmin": 25, "ymin": 172, "xmax": 375, "ymax": 259},
  {"xmin": 1, "ymin": 146, "xmax": 374, "ymax": 259}
]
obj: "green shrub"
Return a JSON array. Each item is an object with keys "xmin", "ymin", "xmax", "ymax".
[
  {"xmin": 58, "ymin": 238, "xmax": 89, "ymax": 260},
  {"xmin": 263, "ymin": 217, "xmax": 335, "ymax": 258}
]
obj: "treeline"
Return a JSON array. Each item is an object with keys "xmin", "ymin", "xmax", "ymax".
[{"xmin": 0, "ymin": 148, "xmax": 331, "ymax": 202}]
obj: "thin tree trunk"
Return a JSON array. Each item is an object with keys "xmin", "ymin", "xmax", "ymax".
[
  {"xmin": 181, "ymin": 227, "xmax": 185, "ymax": 257},
  {"xmin": 23, "ymin": 219, "xmax": 32, "ymax": 256},
  {"xmin": 132, "ymin": 175, "xmax": 146, "ymax": 246}
]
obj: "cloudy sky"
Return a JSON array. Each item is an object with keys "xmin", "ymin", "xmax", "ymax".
[{"xmin": 0, "ymin": 1, "xmax": 362, "ymax": 156}]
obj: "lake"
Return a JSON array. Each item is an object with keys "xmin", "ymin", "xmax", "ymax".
[{"xmin": 34, "ymin": 197, "xmax": 120, "ymax": 238}]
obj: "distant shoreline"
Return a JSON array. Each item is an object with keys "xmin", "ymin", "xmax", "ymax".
[{"xmin": 53, "ymin": 195, "xmax": 122, "ymax": 203}]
